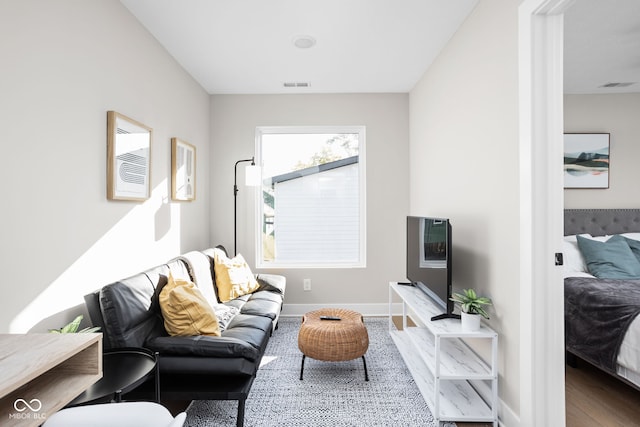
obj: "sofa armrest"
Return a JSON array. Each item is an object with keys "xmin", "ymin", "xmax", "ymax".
[
  {"xmin": 146, "ymin": 335, "xmax": 260, "ymax": 362},
  {"xmin": 255, "ymin": 274, "xmax": 286, "ymax": 295}
]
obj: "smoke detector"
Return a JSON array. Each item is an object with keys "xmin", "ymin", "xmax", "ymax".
[{"xmin": 292, "ymin": 35, "xmax": 316, "ymax": 49}]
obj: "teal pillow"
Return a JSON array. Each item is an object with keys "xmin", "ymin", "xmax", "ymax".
[
  {"xmin": 576, "ymin": 235, "xmax": 640, "ymax": 279},
  {"xmin": 624, "ymin": 237, "xmax": 640, "ymax": 264}
]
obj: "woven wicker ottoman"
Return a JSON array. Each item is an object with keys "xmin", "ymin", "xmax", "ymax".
[{"xmin": 297, "ymin": 308, "xmax": 369, "ymax": 381}]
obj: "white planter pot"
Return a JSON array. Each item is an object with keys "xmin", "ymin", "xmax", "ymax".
[{"xmin": 461, "ymin": 312, "xmax": 481, "ymax": 332}]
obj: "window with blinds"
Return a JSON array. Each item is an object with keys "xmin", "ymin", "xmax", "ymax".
[{"xmin": 255, "ymin": 126, "xmax": 366, "ymax": 268}]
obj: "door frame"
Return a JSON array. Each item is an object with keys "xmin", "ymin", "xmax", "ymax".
[{"xmin": 519, "ymin": 0, "xmax": 574, "ymax": 426}]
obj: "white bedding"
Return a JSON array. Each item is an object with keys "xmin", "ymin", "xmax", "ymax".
[
  {"xmin": 564, "ymin": 233, "xmax": 640, "ymax": 386},
  {"xmin": 618, "ymin": 315, "xmax": 640, "ymax": 377}
]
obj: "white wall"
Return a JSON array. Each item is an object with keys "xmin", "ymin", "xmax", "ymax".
[
  {"xmin": 409, "ymin": 0, "xmax": 520, "ymax": 419},
  {"xmin": 564, "ymin": 93, "xmax": 640, "ymax": 208},
  {"xmin": 0, "ymin": 0, "xmax": 210, "ymax": 333},
  {"xmin": 210, "ymin": 94, "xmax": 409, "ymax": 311}
]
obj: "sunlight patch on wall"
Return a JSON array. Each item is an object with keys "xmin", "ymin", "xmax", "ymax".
[{"xmin": 10, "ymin": 179, "xmax": 181, "ymax": 333}]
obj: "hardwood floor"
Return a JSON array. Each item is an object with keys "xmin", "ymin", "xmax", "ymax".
[
  {"xmin": 566, "ymin": 358, "xmax": 640, "ymax": 427},
  {"xmin": 458, "ymin": 358, "xmax": 640, "ymax": 427}
]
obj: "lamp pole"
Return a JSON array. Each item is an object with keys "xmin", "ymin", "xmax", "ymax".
[{"xmin": 234, "ymin": 157, "xmax": 255, "ymax": 256}]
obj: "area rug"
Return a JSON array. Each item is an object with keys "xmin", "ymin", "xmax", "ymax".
[{"xmin": 184, "ymin": 317, "xmax": 454, "ymax": 427}]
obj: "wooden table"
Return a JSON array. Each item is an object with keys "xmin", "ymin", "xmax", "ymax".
[{"xmin": 0, "ymin": 333, "xmax": 102, "ymax": 427}]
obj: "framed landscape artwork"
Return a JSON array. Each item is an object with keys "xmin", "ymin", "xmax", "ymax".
[
  {"xmin": 107, "ymin": 111, "xmax": 152, "ymax": 201},
  {"xmin": 563, "ymin": 133, "xmax": 610, "ymax": 189},
  {"xmin": 171, "ymin": 138, "xmax": 196, "ymax": 201}
]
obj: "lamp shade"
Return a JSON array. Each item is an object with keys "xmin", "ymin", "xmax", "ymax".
[{"xmin": 245, "ymin": 164, "xmax": 262, "ymax": 186}]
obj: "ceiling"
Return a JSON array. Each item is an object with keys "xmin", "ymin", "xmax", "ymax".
[
  {"xmin": 120, "ymin": 0, "xmax": 478, "ymax": 94},
  {"xmin": 564, "ymin": 0, "xmax": 640, "ymax": 94},
  {"xmin": 121, "ymin": 0, "xmax": 640, "ymax": 95}
]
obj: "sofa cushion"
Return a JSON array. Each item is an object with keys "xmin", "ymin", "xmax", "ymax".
[
  {"xmin": 248, "ymin": 290, "xmax": 284, "ymax": 304},
  {"xmin": 236, "ymin": 298, "xmax": 283, "ymax": 321},
  {"xmin": 155, "ymin": 356, "xmax": 257, "ymax": 377},
  {"xmin": 225, "ymin": 313, "xmax": 273, "ymax": 334},
  {"xmin": 146, "ymin": 335, "xmax": 259, "ymax": 361},
  {"xmin": 159, "ymin": 274, "xmax": 221, "ymax": 337},
  {"xmin": 222, "ymin": 314, "xmax": 272, "ymax": 353},
  {"xmin": 99, "ymin": 266, "xmax": 168, "ymax": 348},
  {"xmin": 165, "ymin": 258, "xmax": 192, "ymax": 282},
  {"xmin": 212, "ymin": 249, "xmax": 260, "ymax": 302}
]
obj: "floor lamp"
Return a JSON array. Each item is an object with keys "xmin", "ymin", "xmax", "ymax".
[{"xmin": 234, "ymin": 157, "xmax": 261, "ymax": 256}]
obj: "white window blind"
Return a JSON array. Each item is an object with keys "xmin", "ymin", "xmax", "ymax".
[{"xmin": 256, "ymin": 127, "xmax": 366, "ymax": 268}]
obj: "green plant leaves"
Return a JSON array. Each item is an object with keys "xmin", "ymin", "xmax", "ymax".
[
  {"xmin": 450, "ymin": 289, "xmax": 492, "ymax": 319},
  {"xmin": 48, "ymin": 315, "xmax": 101, "ymax": 334}
]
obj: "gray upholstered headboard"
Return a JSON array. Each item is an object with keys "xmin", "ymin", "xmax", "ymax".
[{"xmin": 564, "ymin": 209, "xmax": 640, "ymax": 236}]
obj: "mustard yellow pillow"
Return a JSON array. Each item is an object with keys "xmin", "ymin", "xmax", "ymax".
[
  {"xmin": 159, "ymin": 273, "xmax": 221, "ymax": 337},
  {"xmin": 213, "ymin": 250, "xmax": 260, "ymax": 303}
]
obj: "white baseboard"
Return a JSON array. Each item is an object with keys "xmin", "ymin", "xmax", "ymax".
[
  {"xmin": 500, "ymin": 402, "xmax": 519, "ymax": 427},
  {"xmin": 472, "ymin": 379, "xmax": 519, "ymax": 427},
  {"xmin": 281, "ymin": 303, "xmax": 402, "ymax": 317}
]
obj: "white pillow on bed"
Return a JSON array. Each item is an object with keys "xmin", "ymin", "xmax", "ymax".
[
  {"xmin": 585, "ymin": 235, "xmax": 611, "ymax": 242},
  {"xmin": 563, "ymin": 235, "xmax": 589, "ymax": 274},
  {"xmin": 622, "ymin": 233, "xmax": 640, "ymax": 242}
]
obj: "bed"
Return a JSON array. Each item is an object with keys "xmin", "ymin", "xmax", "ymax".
[{"xmin": 564, "ymin": 209, "xmax": 640, "ymax": 390}]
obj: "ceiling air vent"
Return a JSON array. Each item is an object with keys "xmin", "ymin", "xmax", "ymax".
[
  {"xmin": 283, "ymin": 82, "xmax": 310, "ymax": 88},
  {"xmin": 600, "ymin": 82, "xmax": 636, "ymax": 88}
]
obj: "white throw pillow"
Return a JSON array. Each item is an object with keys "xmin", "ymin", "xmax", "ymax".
[
  {"xmin": 563, "ymin": 235, "xmax": 588, "ymax": 275},
  {"xmin": 212, "ymin": 304, "xmax": 240, "ymax": 332},
  {"xmin": 622, "ymin": 233, "xmax": 640, "ymax": 242}
]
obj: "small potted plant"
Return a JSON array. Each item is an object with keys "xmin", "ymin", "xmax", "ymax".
[
  {"xmin": 450, "ymin": 289, "xmax": 492, "ymax": 331},
  {"xmin": 49, "ymin": 315, "xmax": 101, "ymax": 334}
]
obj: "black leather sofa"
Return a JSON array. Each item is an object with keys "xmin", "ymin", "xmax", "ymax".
[{"xmin": 84, "ymin": 247, "xmax": 286, "ymax": 427}]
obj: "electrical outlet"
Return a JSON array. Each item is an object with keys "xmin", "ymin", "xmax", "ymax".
[{"xmin": 303, "ymin": 279, "xmax": 311, "ymax": 291}]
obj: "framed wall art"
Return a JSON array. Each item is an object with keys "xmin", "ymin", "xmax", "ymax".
[
  {"xmin": 171, "ymin": 137, "xmax": 196, "ymax": 201},
  {"xmin": 563, "ymin": 133, "xmax": 610, "ymax": 189},
  {"xmin": 107, "ymin": 111, "xmax": 152, "ymax": 201}
]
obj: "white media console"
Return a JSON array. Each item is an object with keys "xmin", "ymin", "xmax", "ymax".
[{"xmin": 388, "ymin": 282, "xmax": 498, "ymax": 426}]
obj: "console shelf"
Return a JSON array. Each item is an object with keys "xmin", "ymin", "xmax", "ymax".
[
  {"xmin": 0, "ymin": 333, "xmax": 102, "ymax": 427},
  {"xmin": 389, "ymin": 282, "xmax": 498, "ymax": 426}
]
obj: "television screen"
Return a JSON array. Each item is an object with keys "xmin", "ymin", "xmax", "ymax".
[{"xmin": 406, "ymin": 216, "xmax": 457, "ymax": 320}]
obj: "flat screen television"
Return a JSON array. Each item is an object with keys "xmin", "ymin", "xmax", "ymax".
[{"xmin": 406, "ymin": 216, "xmax": 459, "ymax": 321}]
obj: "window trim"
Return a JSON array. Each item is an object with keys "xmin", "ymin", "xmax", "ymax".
[{"xmin": 254, "ymin": 125, "xmax": 367, "ymax": 269}]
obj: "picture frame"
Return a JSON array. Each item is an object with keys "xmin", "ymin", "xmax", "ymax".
[
  {"xmin": 563, "ymin": 133, "xmax": 610, "ymax": 189},
  {"xmin": 171, "ymin": 137, "xmax": 196, "ymax": 201},
  {"xmin": 107, "ymin": 111, "xmax": 152, "ymax": 201}
]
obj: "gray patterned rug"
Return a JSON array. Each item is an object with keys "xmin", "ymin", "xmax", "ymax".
[{"xmin": 184, "ymin": 317, "xmax": 454, "ymax": 427}]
